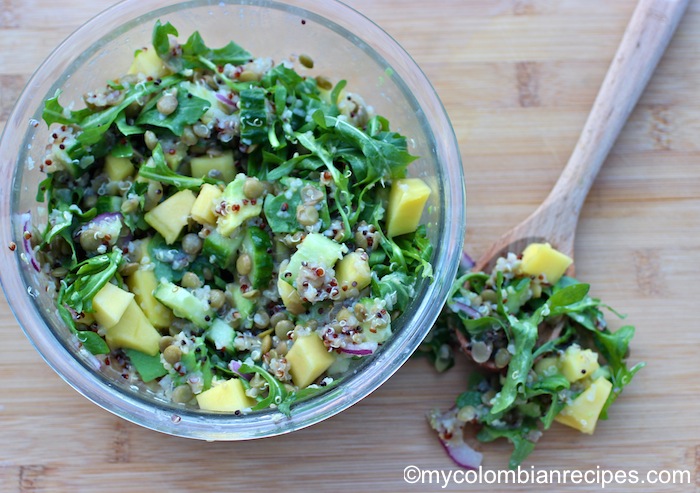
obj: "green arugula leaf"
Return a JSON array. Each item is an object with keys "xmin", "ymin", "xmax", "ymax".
[
  {"xmin": 238, "ymin": 361, "xmax": 288, "ymax": 411},
  {"xmin": 62, "ymin": 249, "xmax": 122, "ymax": 313},
  {"xmin": 138, "ymin": 143, "xmax": 210, "ymax": 190},
  {"xmin": 263, "ymin": 179, "xmax": 330, "ymax": 234},
  {"xmin": 136, "ymin": 85, "xmax": 210, "ymax": 136},
  {"xmin": 548, "ymin": 282, "xmax": 590, "ymax": 311},
  {"xmin": 76, "ymin": 331, "xmax": 110, "ymax": 355},
  {"xmin": 153, "ymin": 20, "xmax": 178, "ymax": 58},
  {"xmin": 477, "ymin": 424, "xmax": 538, "ymax": 470},
  {"xmin": 124, "ymin": 348, "xmax": 168, "ymax": 382},
  {"xmin": 180, "ymin": 31, "xmax": 251, "ymax": 69},
  {"xmin": 42, "ymin": 90, "xmax": 93, "ymax": 126},
  {"xmin": 372, "ymin": 271, "xmax": 414, "ymax": 312},
  {"xmin": 490, "ymin": 307, "xmax": 546, "ymax": 414}
]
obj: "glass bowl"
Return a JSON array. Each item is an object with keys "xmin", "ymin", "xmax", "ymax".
[{"xmin": 0, "ymin": 0, "xmax": 465, "ymax": 440}]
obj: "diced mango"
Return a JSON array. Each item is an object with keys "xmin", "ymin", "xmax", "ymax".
[
  {"xmin": 554, "ymin": 377, "xmax": 613, "ymax": 434},
  {"xmin": 104, "ymin": 155, "xmax": 135, "ymax": 181},
  {"xmin": 287, "ymin": 334, "xmax": 335, "ymax": 388},
  {"xmin": 105, "ymin": 300, "xmax": 161, "ymax": 356},
  {"xmin": 131, "ymin": 238, "xmax": 151, "ymax": 263},
  {"xmin": 126, "ymin": 269, "xmax": 174, "ymax": 329},
  {"xmin": 144, "ymin": 189, "xmax": 196, "ymax": 244},
  {"xmin": 196, "ymin": 378, "xmax": 256, "ymax": 412},
  {"xmin": 278, "ymin": 279, "xmax": 305, "ymax": 315},
  {"xmin": 191, "ymin": 184, "xmax": 223, "ymax": 226},
  {"xmin": 92, "ymin": 282, "xmax": 134, "ymax": 329},
  {"xmin": 335, "ymin": 251, "xmax": 371, "ymax": 295},
  {"xmin": 559, "ymin": 345, "xmax": 600, "ymax": 383},
  {"xmin": 385, "ymin": 178, "xmax": 431, "ymax": 237},
  {"xmin": 190, "ymin": 151, "xmax": 236, "ymax": 184},
  {"xmin": 520, "ymin": 242, "xmax": 573, "ymax": 285},
  {"xmin": 127, "ymin": 47, "xmax": 169, "ymax": 79}
]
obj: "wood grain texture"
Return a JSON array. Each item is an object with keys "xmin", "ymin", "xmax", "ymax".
[{"xmin": 1, "ymin": 1, "xmax": 699, "ymax": 491}]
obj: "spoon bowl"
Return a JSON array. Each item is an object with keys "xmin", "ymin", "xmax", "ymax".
[{"xmin": 472, "ymin": 0, "xmax": 689, "ymax": 275}]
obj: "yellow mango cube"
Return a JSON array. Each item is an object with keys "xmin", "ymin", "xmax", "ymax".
[
  {"xmin": 104, "ymin": 155, "xmax": 135, "ymax": 181},
  {"xmin": 191, "ymin": 184, "xmax": 223, "ymax": 226},
  {"xmin": 92, "ymin": 282, "xmax": 134, "ymax": 329},
  {"xmin": 190, "ymin": 151, "xmax": 236, "ymax": 184},
  {"xmin": 128, "ymin": 47, "xmax": 169, "ymax": 79},
  {"xmin": 287, "ymin": 334, "xmax": 335, "ymax": 388},
  {"xmin": 555, "ymin": 377, "xmax": 613, "ymax": 434},
  {"xmin": 335, "ymin": 251, "xmax": 371, "ymax": 295},
  {"xmin": 126, "ymin": 269, "xmax": 174, "ymax": 329},
  {"xmin": 105, "ymin": 300, "xmax": 161, "ymax": 356},
  {"xmin": 278, "ymin": 279, "xmax": 305, "ymax": 315},
  {"xmin": 196, "ymin": 378, "xmax": 256, "ymax": 412},
  {"xmin": 385, "ymin": 178, "xmax": 431, "ymax": 237},
  {"xmin": 559, "ymin": 345, "xmax": 600, "ymax": 383},
  {"xmin": 144, "ymin": 189, "xmax": 196, "ymax": 244},
  {"xmin": 520, "ymin": 242, "xmax": 573, "ymax": 285}
]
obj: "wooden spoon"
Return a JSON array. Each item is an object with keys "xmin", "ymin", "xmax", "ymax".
[
  {"xmin": 459, "ymin": 0, "xmax": 689, "ymax": 370},
  {"xmin": 472, "ymin": 0, "xmax": 690, "ymax": 274}
]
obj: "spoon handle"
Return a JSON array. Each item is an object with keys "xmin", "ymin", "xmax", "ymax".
[{"xmin": 541, "ymin": 0, "xmax": 689, "ymax": 250}]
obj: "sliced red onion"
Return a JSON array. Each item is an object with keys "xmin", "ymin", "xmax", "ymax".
[
  {"xmin": 20, "ymin": 212, "xmax": 40, "ymax": 272},
  {"xmin": 216, "ymin": 93, "xmax": 236, "ymax": 107},
  {"xmin": 228, "ymin": 360, "xmax": 252, "ymax": 380},
  {"xmin": 339, "ymin": 341, "xmax": 377, "ymax": 356},
  {"xmin": 460, "ymin": 251, "xmax": 475, "ymax": 271},
  {"xmin": 428, "ymin": 407, "xmax": 483, "ymax": 470},
  {"xmin": 450, "ymin": 299, "xmax": 481, "ymax": 319},
  {"xmin": 439, "ymin": 434, "xmax": 483, "ymax": 470}
]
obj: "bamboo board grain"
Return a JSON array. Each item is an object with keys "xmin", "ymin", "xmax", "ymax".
[{"xmin": 1, "ymin": 1, "xmax": 700, "ymax": 492}]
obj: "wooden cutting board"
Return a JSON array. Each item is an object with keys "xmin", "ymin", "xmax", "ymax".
[{"xmin": 1, "ymin": 1, "xmax": 699, "ymax": 491}]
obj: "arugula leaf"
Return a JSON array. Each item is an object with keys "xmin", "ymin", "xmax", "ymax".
[
  {"xmin": 42, "ymin": 90, "xmax": 93, "ymax": 126},
  {"xmin": 490, "ymin": 314, "xmax": 540, "ymax": 414},
  {"xmin": 115, "ymin": 112, "xmax": 145, "ymax": 136},
  {"xmin": 124, "ymin": 348, "xmax": 167, "ymax": 382},
  {"xmin": 62, "ymin": 249, "xmax": 123, "ymax": 313},
  {"xmin": 180, "ymin": 31, "xmax": 251, "ymax": 69},
  {"xmin": 263, "ymin": 179, "xmax": 330, "ymax": 233},
  {"xmin": 591, "ymin": 325, "xmax": 645, "ymax": 418},
  {"xmin": 138, "ymin": 143, "xmax": 210, "ymax": 190},
  {"xmin": 136, "ymin": 85, "xmax": 210, "ymax": 136},
  {"xmin": 153, "ymin": 20, "xmax": 178, "ymax": 58},
  {"xmin": 477, "ymin": 424, "xmax": 537, "ymax": 469},
  {"xmin": 76, "ymin": 331, "xmax": 110, "ymax": 355},
  {"xmin": 372, "ymin": 271, "xmax": 414, "ymax": 312},
  {"xmin": 548, "ymin": 282, "xmax": 590, "ymax": 312},
  {"xmin": 238, "ymin": 361, "xmax": 288, "ymax": 411},
  {"xmin": 41, "ymin": 207, "xmax": 74, "ymax": 247}
]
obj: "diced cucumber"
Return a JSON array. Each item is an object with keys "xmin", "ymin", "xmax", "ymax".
[
  {"xmin": 241, "ymin": 226, "xmax": 273, "ymax": 290},
  {"xmin": 226, "ymin": 283, "xmax": 255, "ymax": 329},
  {"xmin": 281, "ymin": 233, "xmax": 347, "ymax": 284},
  {"xmin": 96, "ymin": 195, "xmax": 124, "ymax": 214},
  {"xmin": 216, "ymin": 173, "xmax": 263, "ymax": 237},
  {"xmin": 205, "ymin": 318, "xmax": 236, "ymax": 352},
  {"xmin": 202, "ymin": 230, "xmax": 243, "ymax": 269},
  {"xmin": 153, "ymin": 280, "xmax": 214, "ymax": 329}
]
